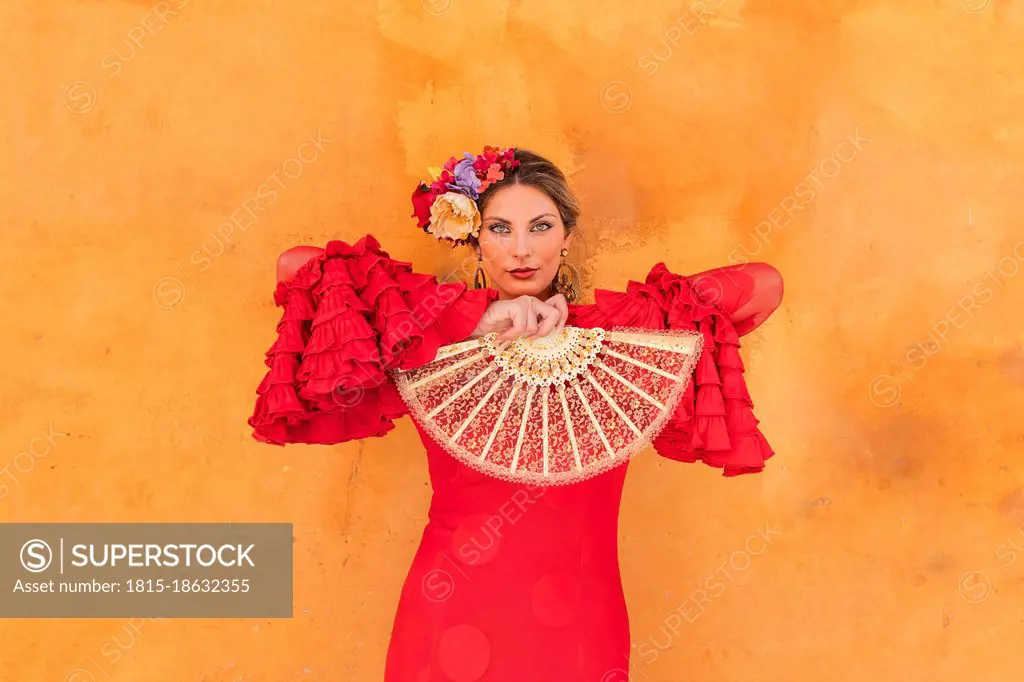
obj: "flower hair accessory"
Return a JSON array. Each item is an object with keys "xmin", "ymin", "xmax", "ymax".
[{"xmin": 411, "ymin": 146, "xmax": 520, "ymax": 246}]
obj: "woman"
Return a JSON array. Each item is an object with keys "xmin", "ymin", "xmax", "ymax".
[{"xmin": 249, "ymin": 147, "xmax": 783, "ymax": 681}]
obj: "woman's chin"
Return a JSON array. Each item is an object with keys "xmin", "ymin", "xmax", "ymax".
[{"xmin": 494, "ymin": 276, "xmax": 549, "ymax": 299}]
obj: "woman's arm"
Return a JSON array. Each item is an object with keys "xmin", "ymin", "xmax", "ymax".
[
  {"xmin": 251, "ymin": 235, "xmax": 497, "ymax": 446},
  {"xmin": 688, "ymin": 262, "xmax": 784, "ymax": 336},
  {"xmin": 639, "ymin": 261, "xmax": 781, "ymax": 475}
]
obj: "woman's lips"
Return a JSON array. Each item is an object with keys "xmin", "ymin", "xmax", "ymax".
[{"xmin": 508, "ymin": 268, "xmax": 537, "ymax": 279}]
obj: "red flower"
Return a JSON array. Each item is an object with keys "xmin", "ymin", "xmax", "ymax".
[
  {"xmin": 410, "ymin": 148, "xmax": 519, "ymax": 238},
  {"xmin": 477, "ymin": 163, "xmax": 506, "ymax": 193},
  {"xmin": 425, "ymin": 169, "xmax": 454, "ymax": 197},
  {"xmin": 411, "ymin": 184, "xmax": 435, "ymax": 228}
]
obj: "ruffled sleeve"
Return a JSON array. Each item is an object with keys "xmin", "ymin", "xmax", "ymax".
[
  {"xmin": 248, "ymin": 234, "xmax": 498, "ymax": 446},
  {"xmin": 573, "ymin": 261, "xmax": 782, "ymax": 476}
]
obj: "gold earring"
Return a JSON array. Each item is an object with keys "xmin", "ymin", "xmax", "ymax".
[
  {"xmin": 552, "ymin": 247, "xmax": 580, "ymax": 303},
  {"xmin": 473, "ymin": 253, "xmax": 489, "ymax": 290}
]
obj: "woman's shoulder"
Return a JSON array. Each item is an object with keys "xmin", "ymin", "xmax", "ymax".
[
  {"xmin": 276, "ymin": 245, "xmax": 324, "ymax": 284},
  {"xmin": 274, "ymin": 233, "xmax": 416, "ymax": 285},
  {"xmin": 566, "ymin": 258, "xmax": 784, "ymax": 330},
  {"xmin": 567, "ymin": 263, "xmax": 674, "ymax": 329}
]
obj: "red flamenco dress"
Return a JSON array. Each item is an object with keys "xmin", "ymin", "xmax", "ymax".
[{"xmin": 248, "ymin": 234, "xmax": 783, "ymax": 682}]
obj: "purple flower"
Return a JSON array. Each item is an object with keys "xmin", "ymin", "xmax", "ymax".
[{"xmin": 448, "ymin": 152, "xmax": 481, "ymax": 199}]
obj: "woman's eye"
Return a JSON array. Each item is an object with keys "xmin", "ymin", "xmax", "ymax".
[{"xmin": 486, "ymin": 222, "xmax": 553, "ymax": 233}]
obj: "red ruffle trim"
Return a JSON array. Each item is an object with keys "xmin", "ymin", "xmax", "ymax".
[
  {"xmin": 571, "ymin": 263, "xmax": 774, "ymax": 476},
  {"xmin": 249, "ymin": 234, "xmax": 498, "ymax": 445}
]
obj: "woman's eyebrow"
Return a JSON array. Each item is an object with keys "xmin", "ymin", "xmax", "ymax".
[{"xmin": 485, "ymin": 213, "xmax": 557, "ymax": 224}]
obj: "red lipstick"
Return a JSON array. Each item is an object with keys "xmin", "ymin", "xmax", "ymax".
[{"xmin": 509, "ymin": 268, "xmax": 537, "ymax": 280}]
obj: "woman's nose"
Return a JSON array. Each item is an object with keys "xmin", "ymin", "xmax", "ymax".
[{"xmin": 512, "ymin": 231, "xmax": 530, "ymax": 258}]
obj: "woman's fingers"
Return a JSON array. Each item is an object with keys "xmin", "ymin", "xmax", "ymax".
[
  {"xmin": 496, "ymin": 318, "xmax": 524, "ymax": 343},
  {"xmin": 495, "ymin": 301, "xmax": 528, "ymax": 342},
  {"xmin": 492, "ymin": 296, "xmax": 567, "ymax": 343},
  {"xmin": 545, "ymin": 294, "xmax": 569, "ymax": 332},
  {"xmin": 531, "ymin": 300, "xmax": 560, "ymax": 339},
  {"xmin": 523, "ymin": 299, "xmax": 540, "ymax": 338}
]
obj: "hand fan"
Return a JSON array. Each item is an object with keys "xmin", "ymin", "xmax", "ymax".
[{"xmin": 391, "ymin": 326, "xmax": 704, "ymax": 486}]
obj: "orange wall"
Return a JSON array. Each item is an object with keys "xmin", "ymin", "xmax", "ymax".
[{"xmin": 2, "ymin": 0, "xmax": 1023, "ymax": 680}]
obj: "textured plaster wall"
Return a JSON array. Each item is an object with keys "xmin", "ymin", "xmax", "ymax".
[{"xmin": 1, "ymin": 0, "xmax": 1023, "ymax": 680}]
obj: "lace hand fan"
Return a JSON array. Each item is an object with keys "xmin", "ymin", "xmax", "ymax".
[{"xmin": 391, "ymin": 326, "xmax": 704, "ymax": 486}]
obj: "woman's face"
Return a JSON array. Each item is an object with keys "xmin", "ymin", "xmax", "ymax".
[{"xmin": 477, "ymin": 183, "xmax": 571, "ymax": 301}]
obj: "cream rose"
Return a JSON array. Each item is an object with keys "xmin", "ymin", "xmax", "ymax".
[{"xmin": 427, "ymin": 191, "xmax": 482, "ymax": 242}]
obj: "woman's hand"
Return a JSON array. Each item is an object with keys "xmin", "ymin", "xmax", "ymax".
[{"xmin": 470, "ymin": 294, "xmax": 569, "ymax": 343}]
